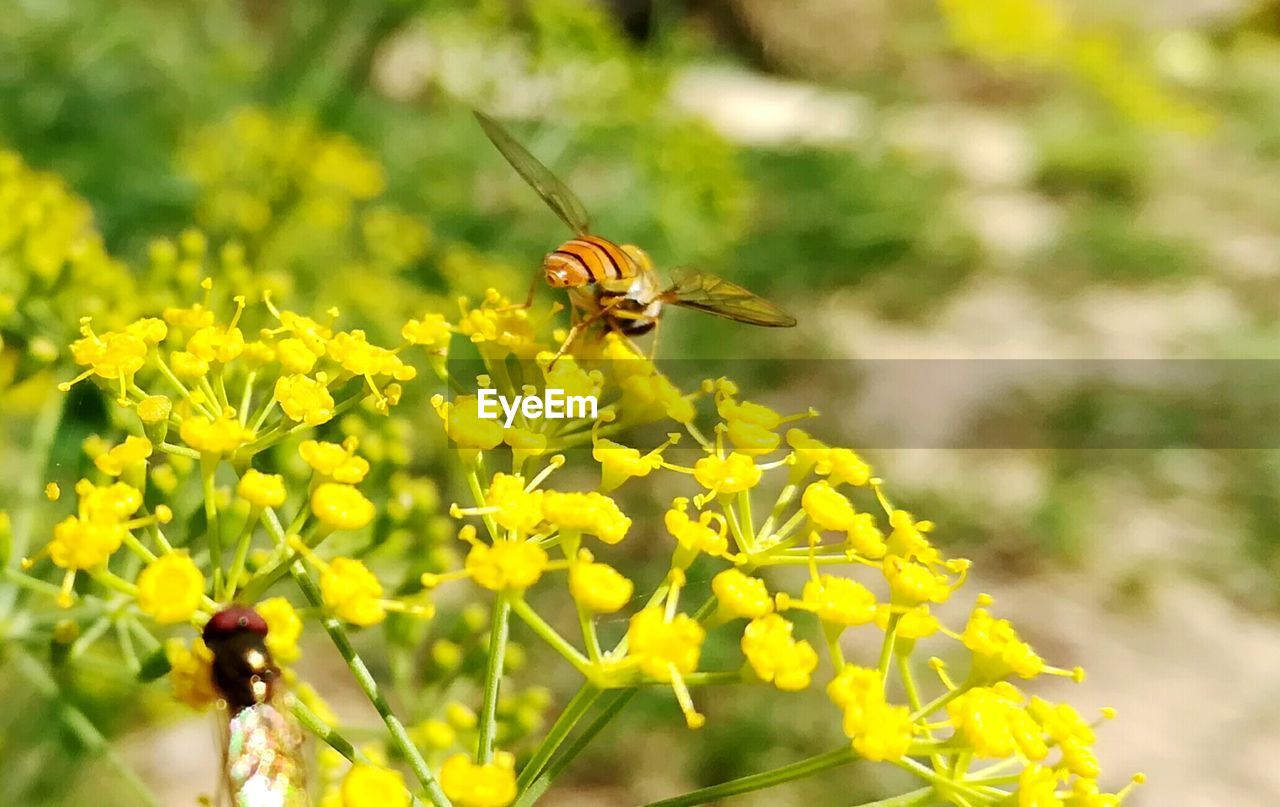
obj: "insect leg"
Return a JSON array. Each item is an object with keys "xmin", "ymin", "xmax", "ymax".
[
  {"xmin": 496, "ymin": 268, "xmax": 542, "ymax": 311},
  {"xmin": 647, "ymin": 316, "xmax": 661, "ymax": 360},
  {"xmin": 548, "ymin": 300, "xmax": 619, "ymax": 369}
]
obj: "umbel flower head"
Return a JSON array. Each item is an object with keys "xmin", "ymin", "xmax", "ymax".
[{"xmin": 16, "ymin": 271, "xmax": 1138, "ymax": 807}]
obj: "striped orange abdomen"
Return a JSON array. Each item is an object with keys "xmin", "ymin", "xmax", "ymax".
[{"xmin": 543, "ymin": 235, "xmax": 637, "ymax": 288}]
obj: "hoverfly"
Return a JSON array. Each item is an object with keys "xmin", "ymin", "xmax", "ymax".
[
  {"xmin": 204, "ymin": 606, "xmax": 308, "ymax": 807},
  {"xmin": 473, "ymin": 111, "xmax": 796, "ymax": 360}
]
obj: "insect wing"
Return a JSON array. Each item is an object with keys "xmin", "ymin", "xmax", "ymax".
[
  {"xmin": 662, "ymin": 269, "xmax": 797, "ymax": 327},
  {"xmin": 473, "ymin": 110, "xmax": 592, "ymax": 236},
  {"xmin": 220, "ymin": 696, "xmax": 309, "ymax": 806}
]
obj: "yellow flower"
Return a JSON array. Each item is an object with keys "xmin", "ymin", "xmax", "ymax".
[
  {"xmin": 503, "ymin": 427, "xmax": 548, "ymax": 469},
  {"xmin": 740, "ymin": 614, "xmax": 819, "ymax": 691},
  {"xmin": 693, "ymin": 452, "xmax": 761, "ymax": 494},
  {"xmin": 327, "ymin": 329, "xmax": 415, "ymax": 379},
  {"xmin": 801, "ymin": 481, "xmax": 856, "ymax": 531},
  {"xmin": 851, "ymin": 700, "xmax": 914, "ymax": 761},
  {"xmin": 311, "ymin": 483, "xmax": 375, "ymax": 530},
  {"xmin": 538, "ymin": 353, "xmax": 603, "ymax": 400},
  {"xmin": 436, "ymin": 396, "xmax": 504, "ymax": 451},
  {"xmin": 883, "ymin": 557, "xmax": 950, "ymax": 605},
  {"xmin": 593, "ymin": 437, "xmax": 667, "ymax": 491},
  {"xmin": 78, "ymin": 480, "xmax": 144, "ymax": 521},
  {"xmin": 439, "ymin": 752, "xmax": 517, "ymax": 807},
  {"xmin": 485, "ymin": 474, "xmax": 544, "ymax": 534},
  {"xmin": 620, "ymin": 371, "xmax": 695, "ymax": 423},
  {"xmin": 822, "ymin": 448, "xmax": 871, "ymax": 487},
  {"xmin": 62, "ymin": 320, "xmax": 149, "ymax": 391},
  {"xmin": 541, "ymin": 491, "xmax": 631, "ymax": 544},
  {"xmin": 166, "ymin": 638, "xmax": 217, "ymax": 710},
  {"xmin": 569, "ymin": 559, "xmax": 634, "ymax": 613},
  {"xmin": 137, "ymin": 395, "xmax": 173, "ymax": 424},
  {"xmin": 93, "ymin": 436, "xmax": 153, "ymax": 477},
  {"xmin": 275, "ymin": 374, "xmax": 336, "ymax": 426},
  {"xmin": 665, "ymin": 505, "xmax": 729, "ymax": 558},
  {"xmin": 725, "ymin": 418, "xmax": 781, "ymax": 455},
  {"xmin": 963, "ymin": 605, "xmax": 1045, "ymax": 680},
  {"xmin": 257, "ymin": 596, "xmax": 303, "ymax": 663},
  {"xmin": 800, "ymin": 575, "xmax": 877, "ymax": 626},
  {"xmin": 1017, "ymin": 765, "xmax": 1064, "ymax": 807},
  {"xmin": 457, "ymin": 290, "xmax": 539, "ymax": 357},
  {"xmin": 137, "ymin": 553, "xmax": 205, "ymax": 624},
  {"xmin": 877, "ymin": 604, "xmax": 939, "ymax": 640},
  {"xmin": 237, "ymin": 469, "xmax": 287, "ymax": 509},
  {"xmin": 402, "ymin": 313, "xmax": 452, "ymax": 349},
  {"xmin": 341, "ymin": 764, "xmax": 410, "ymax": 807},
  {"xmin": 412, "ymin": 719, "xmax": 456, "ymax": 751},
  {"xmin": 277, "ymin": 337, "xmax": 321, "ymax": 374},
  {"xmin": 711, "ymin": 569, "xmax": 773, "ymax": 619},
  {"xmin": 719, "ymin": 397, "xmax": 784, "ymax": 455},
  {"xmin": 170, "ymin": 350, "xmax": 210, "ymax": 378},
  {"xmin": 947, "ymin": 683, "xmax": 1048, "ymax": 761},
  {"xmin": 187, "ymin": 323, "xmax": 246, "ymax": 364},
  {"xmin": 48, "ymin": 516, "xmax": 126, "ymax": 570},
  {"xmin": 828, "ymin": 666, "xmax": 914, "ymax": 761},
  {"xmin": 321, "ymin": 557, "xmax": 386, "ymax": 626},
  {"xmin": 465, "ymin": 540, "xmax": 548, "ymax": 591},
  {"xmin": 885, "ymin": 509, "xmax": 938, "ymax": 562},
  {"xmin": 626, "ymin": 608, "xmax": 704, "ymax": 682},
  {"xmin": 179, "ymin": 410, "xmax": 252, "ymax": 455},
  {"xmin": 847, "ymin": 513, "xmax": 887, "ymax": 559},
  {"xmin": 299, "ymin": 439, "xmax": 370, "ymax": 484}
]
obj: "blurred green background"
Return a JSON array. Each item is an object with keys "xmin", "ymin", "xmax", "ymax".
[{"xmin": 3, "ymin": 0, "xmax": 1280, "ymax": 805}]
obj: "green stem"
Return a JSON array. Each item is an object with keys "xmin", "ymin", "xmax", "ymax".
[
  {"xmin": 291, "ymin": 699, "xmax": 367, "ymax": 765},
  {"xmin": 1, "ymin": 391, "xmax": 65, "ymax": 616},
  {"xmin": 515, "ymin": 685, "xmax": 599, "ymax": 793},
  {"xmin": 508, "ymin": 597, "xmax": 590, "ymax": 672},
  {"xmin": 642, "ymin": 747, "xmax": 856, "ymax": 807},
  {"xmin": 201, "ymin": 456, "xmax": 223, "ymax": 598},
  {"xmin": 12, "ymin": 650, "xmax": 160, "ymax": 806},
  {"xmin": 513, "ymin": 688, "xmax": 636, "ymax": 807},
  {"xmin": 849, "ymin": 786, "xmax": 936, "ymax": 807},
  {"xmin": 477, "ymin": 594, "xmax": 511, "ymax": 763},
  {"xmin": 224, "ymin": 508, "xmax": 261, "ymax": 601},
  {"xmin": 877, "ymin": 614, "xmax": 900, "ymax": 688},
  {"xmin": 262, "ymin": 510, "xmax": 451, "ymax": 807}
]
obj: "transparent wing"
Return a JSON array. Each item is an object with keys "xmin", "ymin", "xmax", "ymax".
[
  {"xmin": 221, "ymin": 696, "xmax": 309, "ymax": 806},
  {"xmin": 473, "ymin": 109, "xmax": 592, "ymax": 235},
  {"xmin": 214, "ymin": 705, "xmax": 234, "ymax": 807},
  {"xmin": 661, "ymin": 269, "xmax": 797, "ymax": 327}
]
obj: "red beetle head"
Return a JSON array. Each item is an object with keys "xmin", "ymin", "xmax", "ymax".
[{"xmin": 202, "ymin": 606, "xmax": 269, "ymax": 644}]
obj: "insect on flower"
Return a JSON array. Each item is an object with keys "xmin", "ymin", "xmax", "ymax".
[
  {"xmin": 204, "ymin": 606, "xmax": 309, "ymax": 807},
  {"xmin": 473, "ymin": 110, "xmax": 796, "ymax": 361}
]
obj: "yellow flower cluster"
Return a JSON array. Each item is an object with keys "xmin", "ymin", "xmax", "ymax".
[
  {"xmin": 420, "ymin": 286, "xmax": 1137, "ymax": 806},
  {"xmin": 0, "ymin": 150, "xmax": 139, "ymax": 382},
  {"xmin": 18, "ymin": 278, "xmax": 1136, "ymax": 807}
]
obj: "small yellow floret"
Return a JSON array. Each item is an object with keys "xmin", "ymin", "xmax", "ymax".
[
  {"xmin": 137, "ymin": 553, "xmax": 205, "ymax": 624},
  {"xmin": 311, "ymin": 483, "xmax": 375, "ymax": 530}
]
